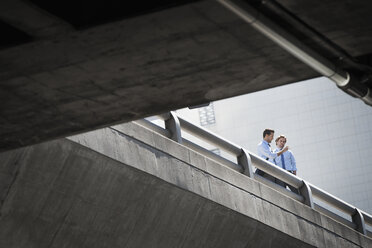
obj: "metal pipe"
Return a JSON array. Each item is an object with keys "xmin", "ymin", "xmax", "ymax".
[
  {"xmin": 314, "ymin": 203, "xmax": 356, "ymax": 230},
  {"xmin": 178, "ymin": 116, "xmax": 242, "ymax": 155},
  {"xmin": 260, "ymin": 0, "xmax": 372, "ymax": 75},
  {"xmin": 217, "ymin": 0, "xmax": 372, "ymax": 106},
  {"xmin": 182, "ymin": 138, "xmax": 243, "ymax": 172},
  {"xmin": 217, "ymin": 0, "xmax": 347, "ymax": 83},
  {"xmin": 300, "ymin": 180, "xmax": 314, "ymax": 209},
  {"xmin": 165, "ymin": 111, "xmax": 182, "ymax": 143},
  {"xmin": 238, "ymin": 148, "xmax": 254, "ymax": 178},
  {"xmin": 310, "ymin": 184, "xmax": 355, "ymax": 215},
  {"xmin": 352, "ymin": 208, "xmax": 367, "ymax": 235}
]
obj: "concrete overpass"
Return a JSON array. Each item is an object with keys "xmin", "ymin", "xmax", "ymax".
[
  {"xmin": 1, "ymin": 2, "xmax": 372, "ymax": 246},
  {"xmin": 0, "ymin": 118, "xmax": 371, "ymax": 247},
  {"xmin": 1, "ymin": 0, "xmax": 372, "ymax": 152}
]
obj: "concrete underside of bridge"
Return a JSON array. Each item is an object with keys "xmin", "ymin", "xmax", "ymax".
[
  {"xmin": 0, "ymin": 122, "xmax": 370, "ymax": 247},
  {"xmin": 1, "ymin": 0, "xmax": 372, "ymax": 152}
]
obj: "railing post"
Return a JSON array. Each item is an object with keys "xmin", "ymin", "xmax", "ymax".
[
  {"xmin": 300, "ymin": 180, "xmax": 314, "ymax": 209},
  {"xmin": 165, "ymin": 111, "xmax": 182, "ymax": 143},
  {"xmin": 237, "ymin": 148, "xmax": 254, "ymax": 178},
  {"xmin": 352, "ymin": 208, "xmax": 367, "ymax": 235}
]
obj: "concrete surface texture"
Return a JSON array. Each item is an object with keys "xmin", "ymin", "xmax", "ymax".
[
  {"xmin": 0, "ymin": 121, "xmax": 371, "ymax": 247},
  {"xmin": 1, "ymin": 0, "xmax": 372, "ymax": 152}
]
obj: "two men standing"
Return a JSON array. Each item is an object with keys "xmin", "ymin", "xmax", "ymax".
[{"xmin": 257, "ymin": 129, "xmax": 298, "ymax": 193}]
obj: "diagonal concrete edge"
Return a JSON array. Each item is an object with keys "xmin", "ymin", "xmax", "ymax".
[
  {"xmin": 0, "ymin": 136, "xmax": 315, "ymax": 248},
  {"xmin": 66, "ymin": 121, "xmax": 372, "ymax": 247}
]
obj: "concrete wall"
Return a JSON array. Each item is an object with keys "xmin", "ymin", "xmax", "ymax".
[{"xmin": 0, "ymin": 121, "xmax": 371, "ymax": 247}]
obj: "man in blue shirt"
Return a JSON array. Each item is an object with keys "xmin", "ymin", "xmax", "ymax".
[
  {"xmin": 256, "ymin": 129, "xmax": 288, "ymax": 184},
  {"xmin": 273, "ymin": 135, "xmax": 299, "ymax": 193}
]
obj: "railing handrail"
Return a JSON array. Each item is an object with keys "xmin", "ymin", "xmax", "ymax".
[
  {"xmin": 309, "ymin": 183, "xmax": 355, "ymax": 215},
  {"xmin": 140, "ymin": 112, "xmax": 371, "ymax": 235},
  {"xmin": 158, "ymin": 113, "xmax": 242, "ymax": 155}
]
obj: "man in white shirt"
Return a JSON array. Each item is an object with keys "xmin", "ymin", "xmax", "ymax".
[{"xmin": 256, "ymin": 129, "xmax": 288, "ymax": 184}]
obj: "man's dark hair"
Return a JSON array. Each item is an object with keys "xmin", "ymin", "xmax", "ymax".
[{"xmin": 263, "ymin": 128, "xmax": 274, "ymax": 138}]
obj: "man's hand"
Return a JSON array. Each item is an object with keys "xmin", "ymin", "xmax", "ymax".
[{"xmin": 277, "ymin": 146, "xmax": 289, "ymax": 156}]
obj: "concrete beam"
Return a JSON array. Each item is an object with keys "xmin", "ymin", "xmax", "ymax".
[
  {"xmin": 1, "ymin": 0, "xmax": 372, "ymax": 152},
  {"xmin": 0, "ymin": 1, "xmax": 316, "ymax": 152}
]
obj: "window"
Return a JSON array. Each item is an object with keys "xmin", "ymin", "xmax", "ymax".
[{"xmin": 198, "ymin": 103, "xmax": 216, "ymax": 126}]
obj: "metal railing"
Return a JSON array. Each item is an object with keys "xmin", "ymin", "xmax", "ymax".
[{"xmin": 135, "ymin": 112, "xmax": 372, "ymax": 237}]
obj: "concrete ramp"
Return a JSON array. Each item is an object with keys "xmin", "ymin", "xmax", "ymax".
[{"xmin": 0, "ymin": 122, "xmax": 371, "ymax": 247}]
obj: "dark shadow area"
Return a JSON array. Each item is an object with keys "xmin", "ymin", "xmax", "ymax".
[
  {"xmin": 29, "ymin": 0, "xmax": 200, "ymax": 29},
  {"xmin": 0, "ymin": 20, "xmax": 32, "ymax": 50}
]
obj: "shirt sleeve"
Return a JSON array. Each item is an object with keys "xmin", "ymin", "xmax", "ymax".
[
  {"xmin": 258, "ymin": 144, "xmax": 277, "ymax": 159},
  {"xmin": 273, "ymin": 149, "xmax": 280, "ymax": 165},
  {"xmin": 290, "ymin": 151, "xmax": 297, "ymax": 170}
]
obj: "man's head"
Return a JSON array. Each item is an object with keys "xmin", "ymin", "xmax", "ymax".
[
  {"xmin": 263, "ymin": 128, "xmax": 275, "ymax": 143},
  {"xmin": 275, "ymin": 135, "xmax": 287, "ymax": 149}
]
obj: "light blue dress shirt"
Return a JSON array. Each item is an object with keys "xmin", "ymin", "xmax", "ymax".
[
  {"xmin": 257, "ymin": 140, "xmax": 277, "ymax": 163},
  {"xmin": 273, "ymin": 148, "xmax": 297, "ymax": 171}
]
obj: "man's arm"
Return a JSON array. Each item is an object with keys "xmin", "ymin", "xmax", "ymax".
[
  {"xmin": 258, "ymin": 144, "xmax": 277, "ymax": 159},
  {"xmin": 259, "ymin": 144, "xmax": 288, "ymax": 160}
]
